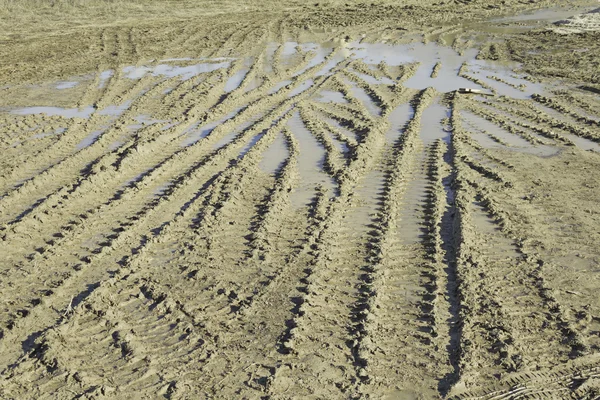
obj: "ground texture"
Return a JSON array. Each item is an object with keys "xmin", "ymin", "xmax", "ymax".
[{"xmin": 0, "ymin": 1, "xmax": 600, "ymax": 399}]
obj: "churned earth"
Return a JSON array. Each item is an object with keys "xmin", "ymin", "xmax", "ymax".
[{"xmin": 0, "ymin": 0, "xmax": 599, "ymax": 398}]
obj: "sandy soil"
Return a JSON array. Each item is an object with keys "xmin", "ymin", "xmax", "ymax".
[{"xmin": 0, "ymin": 0, "xmax": 599, "ymax": 399}]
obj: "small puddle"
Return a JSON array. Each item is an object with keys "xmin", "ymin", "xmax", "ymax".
[
  {"xmin": 466, "ymin": 60, "xmax": 545, "ymax": 99},
  {"xmin": 76, "ymin": 129, "xmax": 105, "ymax": 150},
  {"xmin": 97, "ymin": 101, "xmax": 132, "ymax": 117},
  {"xmin": 287, "ymin": 112, "xmax": 337, "ymax": 208},
  {"xmin": 419, "ymin": 100, "xmax": 450, "ymax": 144},
  {"xmin": 12, "ymin": 106, "xmax": 95, "ymax": 119},
  {"xmin": 152, "ymin": 181, "xmax": 173, "ymax": 198},
  {"xmin": 239, "ymin": 131, "xmax": 266, "ymax": 158},
  {"xmin": 350, "ymin": 70, "xmax": 394, "ymax": 85},
  {"xmin": 183, "ymin": 107, "xmax": 244, "ymax": 147},
  {"xmin": 321, "ymin": 115, "xmax": 358, "ymax": 142},
  {"xmin": 315, "ymin": 90, "xmax": 348, "ymax": 104},
  {"xmin": 224, "ymin": 69, "xmax": 249, "ymax": 93},
  {"xmin": 489, "ymin": 7, "xmax": 594, "ymax": 23},
  {"xmin": 386, "ymin": 103, "xmax": 413, "ymax": 145},
  {"xmin": 56, "ymin": 81, "xmax": 79, "ymax": 90},
  {"xmin": 123, "ymin": 62, "xmax": 230, "ymax": 80},
  {"xmin": 31, "ymin": 127, "xmax": 66, "ymax": 140},
  {"xmin": 343, "ymin": 78, "xmax": 380, "ymax": 117},
  {"xmin": 268, "ymin": 80, "xmax": 292, "ymax": 95},
  {"xmin": 98, "ymin": 70, "xmax": 113, "ymax": 89},
  {"xmin": 259, "ymin": 132, "xmax": 289, "ymax": 174},
  {"xmin": 289, "ymin": 79, "xmax": 314, "ymax": 97}
]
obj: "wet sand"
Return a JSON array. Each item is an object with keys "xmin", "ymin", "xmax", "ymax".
[{"xmin": 0, "ymin": 1, "xmax": 599, "ymax": 398}]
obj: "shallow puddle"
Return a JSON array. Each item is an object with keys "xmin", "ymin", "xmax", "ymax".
[
  {"xmin": 258, "ymin": 132, "xmax": 289, "ymax": 174},
  {"xmin": 287, "ymin": 112, "xmax": 337, "ymax": 207},
  {"xmin": 466, "ymin": 60, "xmax": 545, "ymax": 99},
  {"xmin": 56, "ymin": 81, "xmax": 79, "ymax": 90},
  {"xmin": 289, "ymin": 79, "xmax": 314, "ymax": 97},
  {"xmin": 419, "ymin": 100, "xmax": 450, "ymax": 144},
  {"xmin": 183, "ymin": 107, "xmax": 244, "ymax": 148},
  {"xmin": 12, "ymin": 106, "xmax": 95, "ymax": 119},
  {"xmin": 224, "ymin": 69, "xmax": 249, "ymax": 93},
  {"xmin": 342, "ymin": 77, "xmax": 380, "ymax": 117},
  {"xmin": 76, "ymin": 129, "xmax": 104, "ymax": 150},
  {"xmin": 386, "ymin": 103, "xmax": 413, "ymax": 145},
  {"xmin": 315, "ymin": 90, "xmax": 347, "ymax": 104},
  {"xmin": 489, "ymin": 6, "xmax": 596, "ymax": 24},
  {"xmin": 122, "ymin": 62, "xmax": 230, "ymax": 80}
]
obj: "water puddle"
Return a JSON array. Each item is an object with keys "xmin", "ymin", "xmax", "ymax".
[
  {"xmin": 268, "ymin": 80, "xmax": 292, "ymax": 95},
  {"xmin": 97, "ymin": 101, "xmax": 132, "ymax": 117},
  {"xmin": 224, "ymin": 69, "xmax": 249, "ymax": 93},
  {"xmin": 31, "ymin": 127, "xmax": 66, "ymax": 140},
  {"xmin": 314, "ymin": 53, "xmax": 345, "ymax": 77},
  {"xmin": 350, "ymin": 70, "xmax": 394, "ymax": 85},
  {"xmin": 211, "ymin": 110, "xmax": 263, "ymax": 150},
  {"xmin": 341, "ymin": 77, "xmax": 380, "ymax": 116},
  {"xmin": 152, "ymin": 181, "xmax": 173, "ymax": 198},
  {"xmin": 244, "ymin": 76, "xmax": 263, "ymax": 93},
  {"xmin": 419, "ymin": 100, "xmax": 450, "ymax": 144},
  {"xmin": 76, "ymin": 129, "xmax": 104, "ymax": 150},
  {"xmin": 259, "ymin": 132, "xmax": 289, "ymax": 174},
  {"xmin": 321, "ymin": 115, "xmax": 358, "ymax": 142},
  {"xmin": 12, "ymin": 106, "xmax": 95, "ymax": 119},
  {"xmin": 489, "ymin": 6, "xmax": 595, "ymax": 24},
  {"xmin": 98, "ymin": 70, "xmax": 113, "ymax": 89},
  {"xmin": 287, "ymin": 112, "xmax": 337, "ymax": 208},
  {"xmin": 315, "ymin": 90, "xmax": 347, "ymax": 104},
  {"xmin": 56, "ymin": 81, "xmax": 79, "ymax": 90},
  {"xmin": 238, "ymin": 131, "xmax": 266, "ymax": 158},
  {"xmin": 271, "ymin": 40, "xmax": 555, "ymax": 98},
  {"xmin": 181, "ymin": 107, "xmax": 244, "ymax": 147},
  {"xmin": 291, "ymin": 43, "xmax": 334, "ymax": 76},
  {"xmin": 386, "ymin": 103, "xmax": 413, "ymax": 145},
  {"xmin": 289, "ymin": 79, "xmax": 314, "ymax": 97},
  {"xmin": 122, "ymin": 62, "xmax": 230, "ymax": 80}
]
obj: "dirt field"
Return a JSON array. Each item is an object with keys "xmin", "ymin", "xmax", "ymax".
[{"xmin": 1, "ymin": 0, "xmax": 600, "ymax": 398}]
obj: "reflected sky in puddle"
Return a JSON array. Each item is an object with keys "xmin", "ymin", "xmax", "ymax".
[
  {"xmin": 315, "ymin": 90, "xmax": 347, "ymax": 104},
  {"xmin": 122, "ymin": 62, "xmax": 230, "ymax": 80},
  {"xmin": 56, "ymin": 81, "xmax": 79, "ymax": 90},
  {"xmin": 12, "ymin": 106, "xmax": 95, "ymax": 119},
  {"xmin": 98, "ymin": 70, "xmax": 113, "ymax": 89},
  {"xmin": 289, "ymin": 79, "xmax": 314, "ymax": 97},
  {"xmin": 287, "ymin": 112, "xmax": 337, "ymax": 208},
  {"xmin": 31, "ymin": 127, "xmax": 66, "ymax": 140},
  {"xmin": 259, "ymin": 132, "xmax": 289, "ymax": 174},
  {"xmin": 420, "ymin": 99, "xmax": 450, "ymax": 144},
  {"xmin": 76, "ymin": 129, "xmax": 104, "ymax": 150},
  {"xmin": 224, "ymin": 69, "xmax": 249, "ymax": 93}
]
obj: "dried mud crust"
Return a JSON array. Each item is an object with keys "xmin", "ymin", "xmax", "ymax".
[{"xmin": 0, "ymin": 1, "xmax": 600, "ymax": 399}]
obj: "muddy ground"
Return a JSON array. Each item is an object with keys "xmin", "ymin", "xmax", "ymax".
[{"xmin": 0, "ymin": 0, "xmax": 600, "ymax": 398}]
